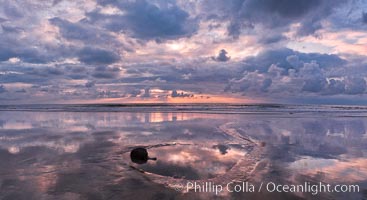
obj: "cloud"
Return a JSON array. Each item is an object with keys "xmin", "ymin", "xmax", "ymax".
[
  {"xmin": 363, "ymin": 12, "xmax": 367, "ymax": 24},
  {"xmin": 224, "ymin": 48, "xmax": 367, "ymax": 97},
  {"xmin": 261, "ymin": 78, "xmax": 272, "ymax": 92},
  {"xmin": 212, "ymin": 49, "xmax": 231, "ymax": 62},
  {"xmin": 85, "ymin": 81, "xmax": 96, "ymax": 88},
  {"xmin": 302, "ymin": 78, "xmax": 327, "ymax": 93},
  {"xmin": 247, "ymin": 0, "xmax": 321, "ymax": 19},
  {"xmin": 77, "ymin": 47, "xmax": 120, "ymax": 65},
  {"xmin": 241, "ymin": 48, "xmax": 345, "ymax": 73},
  {"xmin": 258, "ymin": 34, "xmax": 286, "ymax": 44},
  {"xmin": 171, "ymin": 90, "xmax": 193, "ymax": 98},
  {"xmin": 1, "ymin": 24, "xmax": 23, "ymax": 33},
  {"xmin": 286, "ymin": 55, "xmax": 302, "ymax": 68},
  {"xmin": 49, "ymin": 17, "xmax": 122, "ymax": 49},
  {"xmin": 2, "ymin": 1, "xmax": 24, "ymax": 19},
  {"xmin": 128, "ymin": 89, "xmax": 142, "ymax": 97},
  {"xmin": 0, "ymin": 0, "xmax": 367, "ymax": 104},
  {"xmin": 90, "ymin": 0, "xmax": 198, "ymax": 41},
  {"xmin": 117, "ymin": 47, "xmax": 361, "ymax": 99},
  {"xmin": 0, "ymin": 85, "xmax": 7, "ymax": 93},
  {"xmin": 344, "ymin": 77, "xmax": 366, "ymax": 95},
  {"xmin": 0, "ymin": 1, "xmax": 73, "ymax": 64},
  {"xmin": 324, "ymin": 79, "xmax": 345, "ymax": 95},
  {"xmin": 0, "ymin": 35, "xmax": 54, "ymax": 63},
  {"xmin": 91, "ymin": 66, "xmax": 120, "ymax": 79},
  {"xmin": 141, "ymin": 88, "xmax": 150, "ymax": 98},
  {"xmin": 200, "ymin": 0, "xmax": 346, "ymax": 39},
  {"xmin": 50, "ymin": 17, "xmax": 97, "ymax": 42}
]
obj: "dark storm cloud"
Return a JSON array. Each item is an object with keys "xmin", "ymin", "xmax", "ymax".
[
  {"xmin": 0, "ymin": 24, "xmax": 76, "ymax": 64},
  {"xmin": 90, "ymin": 0, "xmax": 198, "ymax": 40},
  {"xmin": 241, "ymin": 48, "xmax": 345, "ymax": 73},
  {"xmin": 17, "ymin": 49, "xmax": 51, "ymax": 64},
  {"xmin": 116, "ymin": 61, "xmax": 241, "ymax": 96},
  {"xmin": 49, "ymin": 17, "xmax": 96, "ymax": 41},
  {"xmin": 344, "ymin": 77, "xmax": 366, "ymax": 94},
  {"xmin": 85, "ymin": 81, "xmax": 96, "ymax": 88},
  {"xmin": 258, "ymin": 34, "xmax": 287, "ymax": 44},
  {"xmin": 201, "ymin": 0, "xmax": 345, "ymax": 38},
  {"xmin": 324, "ymin": 79, "xmax": 345, "ymax": 95},
  {"xmin": 363, "ymin": 12, "xmax": 367, "ymax": 24},
  {"xmin": 212, "ymin": 49, "xmax": 231, "ymax": 62},
  {"xmin": 0, "ymin": 35, "xmax": 52, "ymax": 63},
  {"xmin": 0, "ymin": 47, "xmax": 13, "ymax": 62},
  {"xmin": 245, "ymin": 0, "xmax": 321, "ymax": 19},
  {"xmin": 0, "ymin": 1, "xmax": 67, "ymax": 64},
  {"xmin": 122, "ymin": 61, "xmax": 238, "ymax": 85},
  {"xmin": 225, "ymin": 48, "xmax": 367, "ymax": 96},
  {"xmin": 0, "ymin": 48, "xmax": 49, "ymax": 64},
  {"xmin": 0, "ymin": 85, "xmax": 7, "ymax": 93},
  {"xmin": 302, "ymin": 78, "xmax": 327, "ymax": 93},
  {"xmin": 77, "ymin": 47, "xmax": 120, "ymax": 65},
  {"xmin": 1, "ymin": 24, "xmax": 23, "ymax": 33},
  {"xmin": 119, "ymin": 47, "xmax": 355, "ymax": 97},
  {"xmin": 0, "ymin": 63, "xmax": 94, "ymax": 90},
  {"xmin": 49, "ymin": 17, "xmax": 122, "ymax": 48},
  {"xmin": 261, "ymin": 78, "xmax": 272, "ymax": 92},
  {"xmin": 0, "ymin": 0, "xmax": 366, "ymax": 104},
  {"xmin": 171, "ymin": 90, "xmax": 193, "ymax": 98},
  {"xmin": 92, "ymin": 66, "xmax": 120, "ymax": 79}
]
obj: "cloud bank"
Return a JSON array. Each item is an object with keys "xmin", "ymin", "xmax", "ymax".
[{"xmin": 1, "ymin": 0, "xmax": 367, "ymax": 104}]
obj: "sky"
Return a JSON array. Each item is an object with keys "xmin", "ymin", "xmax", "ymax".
[{"xmin": 0, "ymin": 0, "xmax": 367, "ymax": 104}]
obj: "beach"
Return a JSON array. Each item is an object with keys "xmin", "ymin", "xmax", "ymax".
[{"xmin": 0, "ymin": 104, "xmax": 366, "ymax": 199}]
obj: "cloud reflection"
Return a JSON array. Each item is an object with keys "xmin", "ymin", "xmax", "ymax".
[{"xmin": 0, "ymin": 111, "xmax": 366, "ymax": 199}]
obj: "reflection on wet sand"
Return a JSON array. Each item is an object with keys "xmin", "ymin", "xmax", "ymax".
[
  {"xmin": 0, "ymin": 111, "xmax": 366, "ymax": 199},
  {"xmin": 129, "ymin": 144, "xmax": 246, "ymax": 179},
  {"xmin": 290, "ymin": 157, "xmax": 367, "ymax": 183}
]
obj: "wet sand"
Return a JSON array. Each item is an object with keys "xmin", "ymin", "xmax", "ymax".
[{"xmin": 0, "ymin": 106, "xmax": 366, "ymax": 199}]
